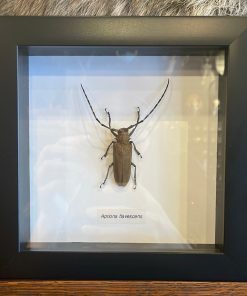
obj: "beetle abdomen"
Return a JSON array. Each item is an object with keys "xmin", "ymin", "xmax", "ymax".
[{"xmin": 113, "ymin": 142, "xmax": 132, "ymax": 186}]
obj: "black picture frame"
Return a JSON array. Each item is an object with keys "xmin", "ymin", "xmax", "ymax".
[{"xmin": 0, "ymin": 16, "xmax": 247, "ymax": 281}]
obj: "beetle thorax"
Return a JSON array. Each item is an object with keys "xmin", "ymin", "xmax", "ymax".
[{"xmin": 117, "ymin": 128, "xmax": 130, "ymax": 143}]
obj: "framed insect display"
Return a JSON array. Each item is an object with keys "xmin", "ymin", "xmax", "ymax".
[{"xmin": 0, "ymin": 17, "xmax": 247, "ymax": 281}]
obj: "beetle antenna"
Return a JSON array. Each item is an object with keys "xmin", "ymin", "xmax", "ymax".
[
  {"xmin": 80, "ymin": 84, "xmax": 116, "ymax": 132},
  {"xmin": 127, "ymin": 79, "xmax": 169, "ymax": 130}
]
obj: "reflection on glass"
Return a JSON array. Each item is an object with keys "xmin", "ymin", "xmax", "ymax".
[{"xmin": 25, "ymin": 47, "xmax": 226, "ymax": 251}]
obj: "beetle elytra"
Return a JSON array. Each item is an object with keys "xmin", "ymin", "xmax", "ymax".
[{"xmin": 80, "ymin": 79, "xmax": 169, "ymax": 189}]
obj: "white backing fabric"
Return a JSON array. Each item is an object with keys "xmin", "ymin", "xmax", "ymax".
[{"xmin": 29, "ymin": 54, "xmax": 221, "ymax": 244}]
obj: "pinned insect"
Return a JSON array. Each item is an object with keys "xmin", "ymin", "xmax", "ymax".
[{"xmin": 80, "ymin": 79, "xmax": 169, "ymax": 189}]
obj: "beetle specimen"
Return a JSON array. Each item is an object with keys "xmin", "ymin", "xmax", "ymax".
[{"xmin": 80, "ymin": 79, "xmax": 169, "ymax": 189}]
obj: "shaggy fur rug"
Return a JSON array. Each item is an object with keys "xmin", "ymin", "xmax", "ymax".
[{"xmin": 0, "ymin": 0, "xmax": 246, "ymax": 16}]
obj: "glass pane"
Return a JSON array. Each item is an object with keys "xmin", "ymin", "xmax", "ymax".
[{"xmin": 18, "ymin": 46, "xmax": 226, "ymax": 252}]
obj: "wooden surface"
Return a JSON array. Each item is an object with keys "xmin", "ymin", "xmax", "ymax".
[{"xmin": 0, "ymin": 281, "xmax": 247, "ymax": 295}]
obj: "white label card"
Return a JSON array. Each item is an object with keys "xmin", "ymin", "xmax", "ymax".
[{"xmin": 97, "ymin": 208, "xmax": 146, "ymax": 224}]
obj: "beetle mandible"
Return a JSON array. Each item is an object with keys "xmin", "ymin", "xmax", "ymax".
[{"xmin": 80, "ymin": 79, "xmax": 169, "ymax": 189}]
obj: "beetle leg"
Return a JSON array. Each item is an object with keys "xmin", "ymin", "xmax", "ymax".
[
  {"xmin": 131, "ymin": 162, "xmax": 137, "ymax": 189},
  {"xmin": 100, "ymin": 163, "xmax": 113, "ymax": 188},
  {"xmin": 129, "ymin": 107, "xmax": 140, "ymax": 136},
  {"xmin": 105, "ymin": 108, "xmax": 118, "ymax": 137},
  {"xmin": 131, "ymin": 141, "xmax": 142, "ymax": 158},
  {"xmin": 101, "ymin": 141, "xmax": 115, "ymax": 160},
  {"xmin": 105, "ymin": 108, "xmax": 111, "ymax": 128}
]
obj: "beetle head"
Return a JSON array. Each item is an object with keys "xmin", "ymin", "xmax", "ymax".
[{"xmin": 117, "ymin": 128, "xmax": 129, "ymax": 143}]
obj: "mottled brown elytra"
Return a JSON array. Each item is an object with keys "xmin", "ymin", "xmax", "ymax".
[{"xmin": 80, "ymin": 79, "xmax": 169, "ymax": 189}]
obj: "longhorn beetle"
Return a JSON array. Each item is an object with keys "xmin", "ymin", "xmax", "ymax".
[{"xmin": 80, "ymin": 79, "xmax": 169, "ymax": 189}]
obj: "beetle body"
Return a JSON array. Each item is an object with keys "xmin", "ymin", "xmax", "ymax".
[
  {"xmin": 80, "ymin": 79, "xmax": 169, "ymax": 189},
  {"xmin": 113, "ymin": 129, "xmax": 132, "ymax": 186}
]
